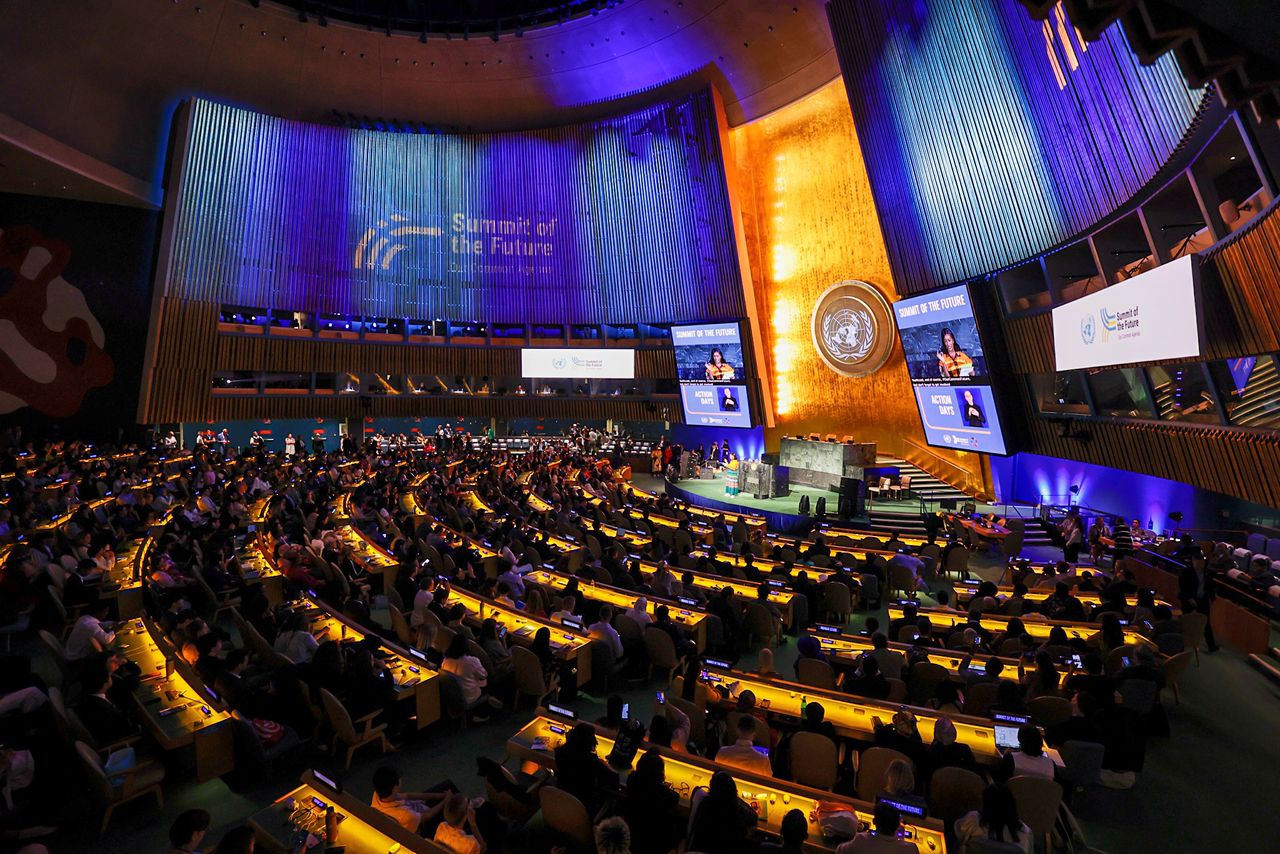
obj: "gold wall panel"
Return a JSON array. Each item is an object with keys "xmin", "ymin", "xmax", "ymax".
[{"xmin": 727, "ymin": 80, "xmax": 987, "ymax": 488}]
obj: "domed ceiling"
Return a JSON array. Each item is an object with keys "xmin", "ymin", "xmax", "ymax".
[{"xmin": 0, "ymin": 0, "xmax": 840, "ymax": 206}]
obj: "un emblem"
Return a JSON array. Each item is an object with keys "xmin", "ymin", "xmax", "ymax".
[
  {"xmin": 811, "ymin": 280, "xmax": 895, "ymax": 378},
  {"xmin": 1080, "ymin": 313, "xmax": 1096, "ymax": 345}
]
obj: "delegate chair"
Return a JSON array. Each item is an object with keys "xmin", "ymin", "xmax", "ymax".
[
  {"xmin": 321, "ymin": 688, "xmax": 391, "ymax": 769},
  {"xmin": 856, "ymin": 747, "xmax": 912, "ymax": 803},
  {"xmin": 790, "ymin": 732, "xmax": 839, "ymax": 791},
  {"xmin": 75, "ymin": 741, "xmax": 166, "ymax": 835}
]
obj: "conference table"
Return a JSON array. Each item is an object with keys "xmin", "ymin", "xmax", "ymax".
[
  {"xmin": 889, "ymin": 605, "xmax": 1155, "ymax": 647},
  {"xmin": 805, "ymin": 626, "xmax": 1030, "ymax": 678},
  {"xmin": 523, "ymin": 567, "xmax": 712, "ymax": 651},
  {"xmin": 950, "ymin": 579, "xmax": 1176, "ymax": 612},
  {"xmin": 294, "ymin": 597, "xmax": 442, "ymax": 730},
  {"xmin": 250, "ymin": 771, "xmax": 448, "ymax": 853},
  {"xmin": 697, "ymin": 667, "xmax": 1043, "ymax": 766},
  {"xmin": 444, "ymin": 586, "xmax": 595, "ymax": 686},
  {"xmin": 507, "ymin": 712, "xmax": 948, "ymax": 854},
  {"xmin": 628, "ymin": 555, "xmax": 802, "ymax": 626},
  {"xmin": 949, "ymin": 514, "xmax": 1010, "ymax": 543},
  {"xmin": 115, "ymin": 617, "xmax": 235, "ymax": 781}
]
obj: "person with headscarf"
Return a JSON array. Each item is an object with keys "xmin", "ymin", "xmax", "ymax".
[{"xmin": 923, "ymin": 715, "xmax": 977, "ymax": 786}]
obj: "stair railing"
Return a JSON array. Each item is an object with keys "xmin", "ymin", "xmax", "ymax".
[{"xmin": 899, "ymin": 436, "xmax": 992, "ymax": 501}]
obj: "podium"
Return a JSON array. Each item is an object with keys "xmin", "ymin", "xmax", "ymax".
[{"xmin": 742, "ymin": 460, "xmax": 789, "ymax": 499}]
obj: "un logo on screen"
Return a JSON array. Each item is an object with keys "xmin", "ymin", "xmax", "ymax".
[
  {"xmin": 811, "ymin": 280, "xmax": 895, "ymax": 378},
  {"xmin": 552, "ymin": 357, "xmax": 567, "ymax": 370},
  {"xmin": 1080, "ymin": 313, "xmax": 1097, "ymax": 345}
]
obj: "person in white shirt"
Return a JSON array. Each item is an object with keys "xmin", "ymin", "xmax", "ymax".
[
  {"xmin": 626, "ymin": 597, "xmax": 652, "ymax": 628},
  {"xmin": 954, "ymin": 783, "xmax": 1033, "ymax": 854},
  {"xmin": 588, "ymin": 605, "xmax": 624, "ymax": 660},
  {"xmin": 65, "ymin": 604, "xmax": 116, "ymax": 661},
  {"xmin": 496, "ymin": 562, "xmax": 526, "ymax": 598},
  {"xmin": 551, "ymin": 595, "xmax": 578, "ymax": 625},
  {"xmin": 440, "ymin": 635, "xmax": 501, "ymax": 708},
  {"xmin": 1002, "ymin": 725, "xmax": 1056, "ymax": 780},
  {"xmin": 410, "ymin": 577, "xmax": 437, "ymax": 649},
  {"xmin": 273, "ymin": 611, "xmax": 323, "ymax": 664},
  {"xmin": 713, "ymin": 715, "xmax": 772, "ymax": 776}
]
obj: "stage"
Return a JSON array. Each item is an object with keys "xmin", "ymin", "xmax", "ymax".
[{"xmin": 663, "ymin": 477, "xmax": 865, "ymax": 533}]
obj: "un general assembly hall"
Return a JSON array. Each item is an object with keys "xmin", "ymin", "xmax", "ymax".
[{"xmin": 3, "ymin": 1, "xmax": 1280, "ymax": 852}]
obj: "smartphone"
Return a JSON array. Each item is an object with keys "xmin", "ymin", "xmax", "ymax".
[
  {"xmin": 622, "ymin": 703, "xmax": 630, "ymax": 720},
  {"xmin": 656, "ymin": 691, "xmax": 665, "ymax": 705}
]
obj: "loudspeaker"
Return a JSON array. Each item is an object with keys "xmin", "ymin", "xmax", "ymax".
[{"xmin": 798, "ymin": 495, "xmax": 811, "ymax": 515}]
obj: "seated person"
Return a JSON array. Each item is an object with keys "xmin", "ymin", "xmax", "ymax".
[
  {"xmin": 872, "ymin": 709, "xmax": 923, "ymax": 768},
  {"xmin": 552, "ymin": 723, "xmax": 619, "ymax": 816},
  {"xmin": 761, "ymin": 808, "xmax": 809, "ymax": 854},
  {"xmin": 835, "ymin": 802, "xmax": 915, "ymax": 853},
  {"xmin": 371, "ymin": 765, "xmax": 450, "ymax": 834},
  {"xmin": 688, "ymin": 771, "xmax": 759, "ymax": 854},
  {"xmin": 845, "ymin": 654, "xmax": 891, "ymax": 700},
  {"xmin": 954, "ymin": 783, "xmax": 1032, "ymax": 854},
  {"xmin": 594, "ymin": 816, "xmax": 630, "ymax": 854},
  {"xmin": 433, "ymin": 793, "xmax": 485, "ymax": 854},
  {"xmin": 714, "ymin": 714, "xmax": 773, "ymax": 776},
  {"xmin": 879, "ymin": 758, "xmax": 927, "ymax": 813},
  {"xmin": 924, "ymin": 716, "xmax": 977, "ymax": 782},
  {"xmin": 997, "ymin": 725, "xmax": 1055, "ymax": 781}
]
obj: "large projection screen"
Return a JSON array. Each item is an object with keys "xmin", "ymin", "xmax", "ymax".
[
  {"xmin": 894, "ymin": 283, "xmax": 1009, "ymax": 455},
  {"xmin": 1052, "ymin": 255, "xmax": 1202, "ymax": 371}
]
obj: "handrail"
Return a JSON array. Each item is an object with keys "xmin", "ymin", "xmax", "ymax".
[{"xmin": 898, "ymin": 436, "xmax": 992, "ymax": 501}]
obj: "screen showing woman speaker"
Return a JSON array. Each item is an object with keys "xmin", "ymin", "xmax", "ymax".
[
  {"xmin": 671, "ymin": 322, "xmax": 746, "ymax": 382},
  {"xmin": 893, "ymin": 284, "xmax": 1008, "ymax": 455}
]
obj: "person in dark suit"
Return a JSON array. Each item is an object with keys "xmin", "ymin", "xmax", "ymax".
[
  {"xmin": 1177, "ymin": 558, "xmax": 1219, "ymax": 652},
  {"xmin": 553, "ymin": 723, "xmax": 619, "ymax": 816},
  {"xmin": 76, "ymin": 661, "xmax": 139, "ymax": 746}
]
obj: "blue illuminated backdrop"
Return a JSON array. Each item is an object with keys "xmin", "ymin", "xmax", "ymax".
[
  {"xmin": 827, "ymin": 0, "xmax": 1204, "ymax": 295},
  {"xmin": 162, "ymin": 89, "xmax": 745, "ymax": 325}
]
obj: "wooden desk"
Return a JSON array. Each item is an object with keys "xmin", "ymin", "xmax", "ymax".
[
  {"xmin": 445, "ymin": 587, "xmax": 595, "ymax": 686},
  {"xmin": 507, "ymin": 713, "xmax": 947, "ymax": 854},
  {"xmin": 251, "ymin": 771, "xmax": 449, "ymax": 854},
  {"xmin": 889, "ymin": 606, "xmax": 1154, "ymax": 648},
  {"xmin": 701, "ymin": 669, "xmax": 1019, "ymax": 765},
  {"xmin": 295, "ymin": 597, "xmax": 441, "ymax": 730},
  {"xmin": 524, "ymin": 568, "xmax": 711, "ymax": 651},
  {"xmin": 951, "ymin": 580, "xmax": 1176, "ymax": 613},
  {"xmin": 630, "ymin": 557, "xmax": 800, "ymax": 626},
  {"xmin": 115, "ymin": 617, "xmax": 235, "ymax": 781}
]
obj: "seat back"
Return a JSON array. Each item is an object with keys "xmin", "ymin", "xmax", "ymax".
[
  {"xmin": 945, "ymin": 545, "xmax": 970, "ymax": 574},
  {"xmin": 889, "ymin": 564, "xmax": 916, "ymax": 594},
  {"xmin": 388, "ymin": 605, "xmax": 414, "ymax": 647},
  {"xmin": 927, "ymin": 766, "xmax": 984, "ymax": 832},
  {"xmin": 320, "ymin": 688, "xmax": 357, "ymax": 745},
  {"xmin": 856, "ymin": 746, "xmax": 912, "ymax": 802},
  {"xmin": 1118, "ymin": 678, "xmax": 1158, "ymax": 714},
  {"xmin": 1164, "ymin": 650, "xmax": 1194, "ymax": 688},
  {"xmin": 1027, "ymin": 695, "xmax": 1072, "ymax": 728},
  {"xmin": 1180, "ymin": 611, "xmax": 1207, "ymax": 649},
  {"xmin": 667, "ymin": 696, "xmax": 706, "ymax": 747},
  {"xmin": 1058, "ymin": 740, "xmax": 1105, "ymax": 788},
  {"xmin": 790, "ymin": 732, "xmax": 838, "ymax": 790},
  {"xmin": 910, "ymin": 661, "xmax": 949, "ymax": 704},
  {"xmin": 963, "ymin": 682, "xmax": 999, "ymax": 717},
  {"xmin": 1000, "ymin": 532, "xmax": 1025, "ymax": 559},
  {"xmin": 38, "ymin": 629, "xmax": 69, "ymax": 674},
  {"xmin": 74, "ymin": 741, "xmax": 117, "ymax": 803},
  {"xmin": 823, "ymin": 583, "xmax": 851, "ymax": 615},
  {"xmin": 644, "ymin": 626, "xmax": 678, "ymax": 669},
  {"xmin": 797, "ymin": 658, "xmax": 838, "ymax": 691},
  {"xmin": 614, "ymin": 614, "xmax": 645, "ymax": 646},
  {"xmin": 742, "ymin": 601, "xmax": 774, "ymax": 641},
  {"xmin": 1006, "ymin": 775, "xmax": 1061, "ymax": 838},
  {"xmin": 511, "ymin": 645, "xmax": 547, "ymax": 696},
  {"xmin": 885, "ymin": 678, "xmax": 908, "ymax": 703},
  {"xmin": 539, "ymin": 786, "xmax": 593, "ymax": 850}
]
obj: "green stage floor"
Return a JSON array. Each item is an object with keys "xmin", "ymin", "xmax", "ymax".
[{"xmin": 671, "ymin": 476, "xmax": 1002, "ymax": 516}]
